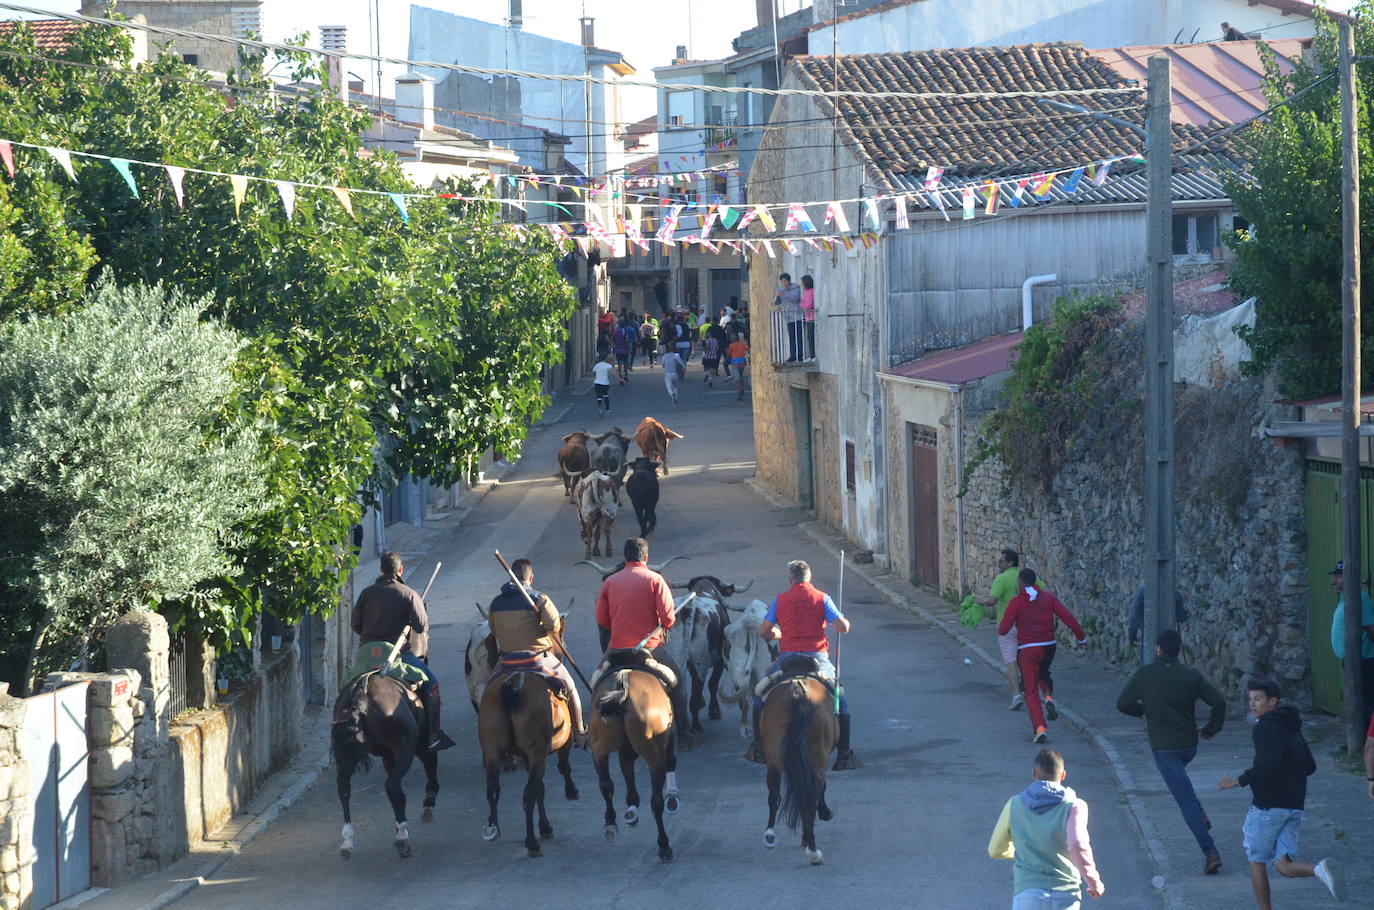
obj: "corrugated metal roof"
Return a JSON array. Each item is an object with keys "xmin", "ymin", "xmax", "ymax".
[
  {"xmin": 1094, "ymin": 40, "xmax": 1305, "ymax": 128},
  {"xmin": 884, "ymin": 332, "xmax": 1023, "ymax": 385}
]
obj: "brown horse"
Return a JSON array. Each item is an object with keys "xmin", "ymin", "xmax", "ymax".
[
  {"xmin": 759, "ymin": 677, "xmax": 836, "ymax": 865},
  {"xmin": 476, "ymin": 664, "xmax": 579, "ymax": 857},
  {"xmin": 590, "ymin": 667, "xmax": 680, "ymax": 863},
  {"xmin": 331, "ymin": 674, "xmax": 440, "ymax": 859}
]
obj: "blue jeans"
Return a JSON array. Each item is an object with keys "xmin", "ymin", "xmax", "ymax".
[
  {"xmin": 1153, "ymin": 747, "xmax": 1215, "ymax": 854},
  {"xmin": 1011, "ymin": 889, "xmax": 1079, "ymax": 910},
  {"xmin": 400, "ymin": 652, "xmax": 437, "ymax": 695},
  {"xmin": 755, "ymin": 651, "xmax": 848, "ymax": 713}
]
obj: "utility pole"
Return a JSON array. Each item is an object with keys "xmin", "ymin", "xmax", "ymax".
[
  {"xmin": 1338, "ymin": 19, "xmax": 1364, "ymax": 756},
  {"xmin": 1143, "ymin": 55, "xmax": 1175, "ymax": 660}
]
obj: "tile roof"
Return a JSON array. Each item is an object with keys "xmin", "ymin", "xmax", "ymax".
[
  {"xmin": 883, "ymin": 332, "xmax": 1023, "ymax": 385},
  {"xmin": 0, "ymin": 18, "xmax": 84, "ymax": 51}
]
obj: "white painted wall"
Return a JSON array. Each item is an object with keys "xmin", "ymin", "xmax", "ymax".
[{"xmin": 811, "ymin": 0, "xmax": 1321, "ymax": 54}]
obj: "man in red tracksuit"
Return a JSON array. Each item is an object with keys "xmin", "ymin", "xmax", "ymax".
[{"xmin": 999, "ymin": 568, "xmax": 1086, "ymax": 744}]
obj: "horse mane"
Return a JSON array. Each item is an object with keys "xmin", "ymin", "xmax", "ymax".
[{"xmin": 331, "ymin": 674, "xmax": 373, "ymax": 777}]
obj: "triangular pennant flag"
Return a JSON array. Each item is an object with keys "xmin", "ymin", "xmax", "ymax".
[
  {"xmin": 754, "ymin": 205, "xmax": 777, "ymax": 232},
  {"xmin": 1091, "ymin": 160, "xmax": 1113, "ymax": 187},
  {"xmin": 929, "ymin": 190, "xmax": 950, "ymax": 221},
  {"xmin": 735, "ymin": 207, "xmax": 759, "ymax": 232},
  {"xmin": 331, "ymin": 186, "xmax": 355, "ymax": 220},
  {"xmin": 961, "ymin": 186, "xmax": 976, "ymax": 221},
  {"xmin": 840, "ymin": 234, "xmax": 855, "ymax": 251},
  {"xmin": 388, "ymin": 192, "xmax": 409, "ymax": 224},
  {"xmin": 804, "ymin": 237, "xmax": 825, "ymax": 252},
  {"xmin": 1032, "ymin": 172, "xmax": 1056, "ymax": 197},
  {"xmin": 983, "ymin": 180, "xmax": 1000, "ymax": 215},
  {"xmin": 743, "ymin": 240, "xmax": 758, "ymax": 253},
  {"xmin": 719, "ymin": 205, "xmax": 740, "ymax": 230},
  {"xmin": 894, "ymin": 194, "xmax": 909, "ymax": 230},
  {"xmin": 699, "ymin": 237, "xmax": 719, "ymax": 253},
  {"xmin": 574, "ymin": 236, "xmax": 593, "ymax": 256},
  {"xmin": 109, "ymin": 158, "xmax": 139, "ymax": 199},
  {"xmin": 1060, "ymin": 167, "xmax": 1085, "ymax": 195},
  {"xmin": 165, "ymin": 165, "xmax": 185, "ymax": 208},
  {"xmin": 274, "ymin": 180, "xmax": 296, "ymax": 220},
  {"xmin": 923, "ymin": 165, "xmax": 944, "ymax": 193},
  {"xmin": 762, "ymin": 239, "xmax": 776, "ymax": 258},
  {"xmin": 229, "ymin": 173, "xmax": 248, "ymax": 216},
  {"xmin": 1008, "ymin": 178, "xmax": 1029, "ymax": 208},
  {"xmin": 700, "ymin": 210, "xmax": 719, "ymax": 239},
  {"xmin": 784, "ymin": 203, "xmax": 816, "ymax": 232},
  {"xmin": 823, "ymin": 201, "xmax": 850, "ymax": 233},
  {"xmin": 0, "ymin": 140, "xmax": 14, "ymax": 179},
  {"xmin": 780, "ymin": 238, "xmax": 799, "ymax": 254},
  {"xmin": 45, "ymin": 147, "xmax": 75, "ymax": 182},
  {"xmin": 860, "ymin": 232, "xmax": 878, "ymax": 250},
  {"xmin": 864, "ymin": 198, "xmax": 882, "ymax": 231}
]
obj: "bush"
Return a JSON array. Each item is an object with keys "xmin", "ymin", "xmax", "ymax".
[{"xmin": 0, "ymin": 280, "xmax": 265, "ymax": 689}]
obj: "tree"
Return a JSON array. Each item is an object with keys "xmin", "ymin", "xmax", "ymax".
[
  {"xmin": 1227, "ymin": 6, "xmax": 1374, "ymax": 400},
  {"xmin": 0, "ymin": 280, "xmax": 264, "ymax": 689}
]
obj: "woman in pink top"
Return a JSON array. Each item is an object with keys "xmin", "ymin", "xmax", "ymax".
[{"xmin": 799, "ymin": 275, "xmax": 816, "ymax": 360}]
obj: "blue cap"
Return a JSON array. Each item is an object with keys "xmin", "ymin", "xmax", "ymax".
[{"xmin": 1331, "ymin": 561, "xmax": 1344, "ymax": 574}]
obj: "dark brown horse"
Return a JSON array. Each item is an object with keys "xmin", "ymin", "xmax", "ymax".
[
  {"xmin": 331, "ymin": 674, "xmax": 439, "ymax": 859},
  {"xmin": 759, "ymin": 677, "xmax": 836, "ymax": 864},
  {"xmin": 590, "ymin": 667, "xmax": 680, "ymax": 863},
  {"xmin": 476, "ymin": 665, "xmax": 580, "ymax": 857}
]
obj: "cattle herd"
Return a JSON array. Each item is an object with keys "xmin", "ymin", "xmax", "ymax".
[{"xmin": 555, "ymin": 417, "xmax": 683, "ymax": 556}]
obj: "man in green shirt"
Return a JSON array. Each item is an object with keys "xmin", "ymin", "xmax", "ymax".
[{"xmin": 976, "ymin": 548, "xmax": 1024, "ymax": 710}]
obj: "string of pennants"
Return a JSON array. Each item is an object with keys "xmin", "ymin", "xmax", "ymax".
[{"xmin": 0, "ymin": 137, "xmax": 1145, "ymax": 256}]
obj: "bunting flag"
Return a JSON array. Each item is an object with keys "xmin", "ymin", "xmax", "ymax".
[
  {"xmin": 624, "ymin": 219, "xmax": 650, "ymax": 251},
  {"xmin": 388, "ymin": 192, "xmax": 409, "ymax": 225},
  {"xmin": 700, "ymin": 210, "xmax": 719, "ymax": 239},
  {"xmin": 823, "ymin": 201, "xmax": 850, "ymax": 233},
  {"xmin": 45, "ymin": 146, "xmax": 75, "ymax": 181},
  {"xmin": 1091, "ymin": 160, "xmax": 1113, "ymax": 187},
  {"xmin": 1007, "ymin": 177, "xmax": 1029, "ymax": 208},
  {"xmin": 273, "ymin": 180, "xmax": 295, "ymax": 219},
  {"xmin": 753, "ymin": 205, "xmax": 777, "ymax": 232},
  {"xmin": 1060, "ymin": 167, "xmax": 1085, "ymax": 195},
  {"xmin": 0, "ymin": 140, "xmax": 13, "ymax": 178},
  {"xmin": 1032, "ymin": 172, "xmax": 1056, "ymax": 197},
  {"xmin": 735, "ymin": 207, "xmax": 759, "ymax": 232},
  {"xmin": 894, "ymin": 194, "xmax": 909, "ymax": 230},
  {"xmin": 229, "ymin": 173, "xmax": 248, "ymax": 216},
  {"xmin": 109, "ymin": 158, "xmax": 139, "ymax": 199},
  {"xmin": 719, "ymin": 205, "xmax": 740, "ymax": 229},
  {"xmin": 743, "ymin": 240, "xmax": 759, "ymax": 253},
  {"xmin": 165, "ymin": 165, "xmax": 185, "ymax": 208},
  {"xmin": 923, "ymin": 166, "xmax": 944, "ymax": 193},
  {"xmin": 762, "ymin": 239, "xmax": 775, "ymax": 258},
  {"xmin": 784, "ymin": 203, "xmax": 814, "ymax": 232},
  {"xmin": 587, "ymin": 217, "xmax": 613, "ymax": 244},
  {"xmin": 331, "ymin": 186, "xmax": 355, "ymax": 220},
  {"xmin": 780, "ymin": 238, "xmax": 799, "ymax": 254},
  {"xmin": 698, "ymin": 237, "xmax": 719, "ymax": 253},
  {"xmin": 860, "ymin": 232, "xmax": 879, "ymax": 250},
  {"xmin": 961, "ymin": 186, "xmax": 976, "ymax": 221},
  {"xmin": 804, "ymin": 237, "xmax": 826, "ymax": 252},
  {"xmin": 722, "ymin": 239, "xmax": 741, "ymax": 253},
  {"xmin": 864, "ymin": 197, "xmax": 883, "ymax": 231},
  {"xmin": 840, "ymin": 235, "xmax": 855, "ymax": 251},
  {"xmin": 545, "ymin": 223, "xmax": 570, "ymax": 246},
  {"xmin": 983, "ymin": 180, "xmax": 1000, "ymax": 215},
  {"xmin": 655, "ymin": 204, "xmax": 683, "ymax": 244},
  {"xmin": 574, "ymin": 236, "xmax": 592, "ymax": 256}
]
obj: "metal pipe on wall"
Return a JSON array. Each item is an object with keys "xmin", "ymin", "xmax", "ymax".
[{"xmin": 1022, "ymin": 274, "xmax": 1057, "ymax": 330}]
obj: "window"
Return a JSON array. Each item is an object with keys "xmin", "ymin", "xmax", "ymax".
[
  {"xmin": 845, "ymin": 441, "xmax": 856, "ymax": 493},
  {"xmin": 182, "ymin": 54, "xmax": 199, "ymax": 66},
  {"xmin": 1172, "ymin": 213, "xmax": 1221, "ymax": 261}
]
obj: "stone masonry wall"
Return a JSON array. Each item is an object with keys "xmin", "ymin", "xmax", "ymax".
[
  {"xmin": 0, "ymin": 684, "xmax": 32, "ymax": 910},
  {"xmin": 959, "ymin": 322, "xmax": 1307, "ymax": 698}
]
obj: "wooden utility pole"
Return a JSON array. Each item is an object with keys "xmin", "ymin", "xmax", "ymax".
[
  {"xmin": 1338, "ymin": 19, "xmax": 1364, "ymax": 756},
  {"xmin": 1143, "ymin": 55, "xmax": 1175, "ymax": 661}
]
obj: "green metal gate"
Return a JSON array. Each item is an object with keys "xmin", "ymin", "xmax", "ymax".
[{"xmin": 1304, "ymin": 459, "xmax": 1374, "ymax": 713}]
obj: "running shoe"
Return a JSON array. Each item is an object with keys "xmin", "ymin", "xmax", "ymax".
[
  {"xmin": 1315, "ymin": 858, "xmax": 1346, "ymax": 901},
  {"xmin": 1032, "ymin": 726, "xmax": 1048, "ymax": 744},
  {"xmin": 1044, "ymin": 698, "xmax": 1059, "ymax": 721},
  {"xmin": 1008, "ymin": 693, "xmax": 1025, "ymax": 711}
]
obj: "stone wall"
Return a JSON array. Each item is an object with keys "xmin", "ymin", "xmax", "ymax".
[
  {"xmin": 959, "ymin": 322, "xmax": 1307, "ymax": 697},
  {"xmin": 0, "ymin": 685, "xmax": 32, "ymax": 910}
]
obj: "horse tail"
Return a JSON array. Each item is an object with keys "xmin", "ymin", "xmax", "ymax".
[
  {"xmin": 332, "ymin": 675, "xmax": 372, "ymax": 777},
  {"xmin": 779, "ymin": 689, "xmax": 818, "ymax": 830},
  {"xmin": 596, "ymin": 671, "xmax": 630, "ymax": 718},
  {"xmin": 499, "ymin": 674, "xmax": 524, "ymax": 716}
]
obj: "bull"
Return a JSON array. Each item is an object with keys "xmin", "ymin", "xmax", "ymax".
[
  {"xmin": 624, "ymin": 457, "xmax": 661, "ymax": 538},
  {"xmin": 586, "ymin": 427, "xmax": 631, "ymax": 491},
  {"xmin": 553, "ymin": 430, "xmax": 591, "ymax": 500},
  {"xmin": 664, "ymin": 575, "xmax": 753, "ymax": 738},
  {"xmin": 634, "ymin": 417, "xmax": 683, "ymax": 475},
  {"xmin": 574, "ymin": 471, "xmax": 619, "ymax": 557},
  {"xmin": 718, "ymin": 599, "xmax": 776, "ymax": 740}
]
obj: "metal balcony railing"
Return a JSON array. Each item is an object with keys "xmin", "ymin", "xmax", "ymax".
[{"xmin": 769, "ymin": 307, "xmax": 816, "ymax": 366}]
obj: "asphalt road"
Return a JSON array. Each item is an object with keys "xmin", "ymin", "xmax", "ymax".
[{"xmin": 168, "ymin": 355, "xmax": 1161, "ymax": 910}]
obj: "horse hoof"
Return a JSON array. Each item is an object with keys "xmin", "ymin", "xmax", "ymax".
[
  {"xmin": 540, "ymin": 827, "xmax": 554, "ymax": 840},
  {"xmin": 340, "ymin": 846, "xmax": 352, "ymax": 861},
  {"xmin": 807, "ymin": 848, "xmax": 825, "ymax": 866},
  {"xmin": 624, "ymin": 806, "xmax": 639, "ymax": 826},
  {"xmin": 763, "ymin": 829, "xmax": 777, "ymax": 849},
  {"xmin": 604, "ymin": 824, "xmax": 618, "ymax": 843},
  {"xmin": 422, "ymin": 807, "xmax": 434, "ymax": 823},
  {"xmin": 481, "ymin": 824, "xmax": 500, "ymax": 841},
  {"xmin": 566, "ymin": 787, "xmax": 580, "ymax": 801},
  {"xmin": 665, "ymin": 793, "xmax": 680, "ymax": 815},
  {"xmin": 818, "ymin": 805, "xmax": 833, "ymax": 822},
  {"xmin": 660, "ymin": 848, "xmax": 674, "ymax": 863},
  {"xmin": 708, "ymin": 706, "xmax": 722, "ymax": 720},
  {"xmin": 527, "ymin": 846, "xmax": 542, "ymax": 858},
  {"xmin": 395, "ymin": 840, "xmax": 411, "ymax": 859}
]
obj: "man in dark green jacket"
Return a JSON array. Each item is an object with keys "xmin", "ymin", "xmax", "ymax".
[{"xmin": 1117, "ymin": 629, "xmax": 1226, "ymax": 875}]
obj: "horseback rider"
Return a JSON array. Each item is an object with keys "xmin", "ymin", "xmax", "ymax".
[
  {"xmin": 754, "ymin": 559, "xmax": 856, "ymax": 766},
  {"xmin": 351, "ymin": 551, "xmax": 454, "ymax": 751},
  {"xmin": 487, "ymin": 558, "xmax": 587, "ymax": 747},
  {"xmin": 594, "ymin": 537, "xmax": 693, "ymax": 747}
]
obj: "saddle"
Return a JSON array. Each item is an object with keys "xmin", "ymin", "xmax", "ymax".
[
  {"xmin": 588, "ymin": 648, "xmax": 677, "ymax": 693},
  {"xmin": 346, "ymin": 641, "xmax": 429, "ymax": 691},
  {"xmin": 753, "ymin": 654, "xmax": 838, "ymax": 704},
  {"xmin": 483, "ymin": 650, "xmax": 571, "ymax": 698}
]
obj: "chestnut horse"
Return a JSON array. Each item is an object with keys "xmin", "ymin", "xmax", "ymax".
[
  {"xmin": 758, "ymin": 677, "xmax": 837, "ymax": 865},
  {"xmin": 590, "ymin": 667, "xmax": 680, "ymax": 863}
]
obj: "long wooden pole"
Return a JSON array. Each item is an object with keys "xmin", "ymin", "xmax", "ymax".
[
  {"xmin": 493, "ymin": 550, "xmax": 594, "ymax": 693},
  {"xmin": 1339, "ymin": 20, "xmax": 1365, "ymax": 756}
]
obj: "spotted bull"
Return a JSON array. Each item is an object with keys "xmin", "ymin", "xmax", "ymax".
[
  {"xmin": 664, "ymin": 575, "xmax": 753, "ymax": 738},
  {"xmin": 574, "ymin": 471, "xmax": 619, "ymax": 557},
  {"xmin": 719, "ymin": 599, "xmax": 776, "ymax": 740}
]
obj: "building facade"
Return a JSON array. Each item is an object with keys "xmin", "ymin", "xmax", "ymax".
[{"xmin": 80, "ymin": 0, "xmax": 261, "ymax": 74}]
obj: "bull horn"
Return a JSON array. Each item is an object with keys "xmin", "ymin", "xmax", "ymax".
[
  {"xmin": 475, "ymin": 601, "xmax": 488, "ymax": 619},
  {"xmin": 725, "ymin": 604, "xmax": 746, "ymax": 612},
  {"xmin": 730, "ymin": 579, "xmax": 755, "ymax": 593},
  {"xmin": 575, "ymin": 559, "xmax": 616, "ymax": 577},
  {"xmin": 647, "ymin": 555, "xmax": 689, "ymax": 572}
]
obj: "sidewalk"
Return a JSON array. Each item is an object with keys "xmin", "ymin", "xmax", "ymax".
[{"xmin": 778, "ymin": 495, "xmax": 1369, "ymax": 910}]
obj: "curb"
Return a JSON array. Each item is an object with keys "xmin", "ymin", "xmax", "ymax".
[{"xmin": 749, "ymin": 479, "xmax": 1177, "ymax": 908}]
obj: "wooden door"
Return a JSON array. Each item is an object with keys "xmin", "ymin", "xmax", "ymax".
[{"xmin": 910, "ymin": 425, "xmax": 940, "ymax": 587}]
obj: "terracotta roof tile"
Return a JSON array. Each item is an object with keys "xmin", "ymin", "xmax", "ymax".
[{"xmin": 0, "ymin": 19, "xmax": 85, "ymax": 52}]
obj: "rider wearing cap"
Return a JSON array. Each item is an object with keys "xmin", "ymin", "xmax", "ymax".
[
  {"xmin": 594, "ymin": 537, "xmax": 692, "ymax": 747},
  {"xmin": 352, "ymin": 551, "xmax": 454, "ymax": 751},
  {"xmin": 488, "ymin": 557, "xmax": 586, "ymax": 746}
]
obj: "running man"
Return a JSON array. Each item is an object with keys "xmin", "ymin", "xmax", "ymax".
[
  {"xmin": 726, "ymin": 332, "xmax": 749, "ymax": 402},
  {"xmin": 998, "ymin": 568, "xmax": 1086, "ymax": 744}
]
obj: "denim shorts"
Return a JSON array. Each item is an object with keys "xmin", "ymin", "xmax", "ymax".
[
  {"xmin": 1242, "ymin": 805, "xmax": 1303, "ymax": 864},
  {"xmin": 1011, "ymin": 889, "xmax": 1079, "ymax": 910}
]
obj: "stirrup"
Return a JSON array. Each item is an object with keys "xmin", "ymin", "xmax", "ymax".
[{"xmin": 427, "ymin": 731, "xmax": 456, "ymax": 752}]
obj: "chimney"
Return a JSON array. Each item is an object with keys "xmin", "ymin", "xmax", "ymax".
[
  {"xmin": 321, "ymin": 25, "xmax": 347, "ymax": 101},
  {"xmin": 508, "ymin": 0, "xmax": 523, "ymax": 30},
  {"xmin": 580, "ymin": 16, "xmax": 595, "ymax": 48},
  {"xmin": 675, "ymin": 44, "xmax": 687, "ymax": 62},
  {"xmin": 394, "ymin": 72, "xmax": 435, "ymax": 131},
  {"xmin": 756, "ymin": 0, "xmax": 775, "ymax": 30}
]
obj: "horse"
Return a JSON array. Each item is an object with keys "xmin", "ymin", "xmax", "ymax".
[
  {"xmin": 331, "ymin": 673, "xmax": 439, "ymax": 860},
  {"xmin": 475, "ymin": 639, "xmax": 580, "ymax": 857},
  {"xmin": 590, "ymin": 665, "xmax": 681, "ymax": 863},
  {"xmin": 758, "ymin": 675, "xmax": 837, "ymax": 865}
]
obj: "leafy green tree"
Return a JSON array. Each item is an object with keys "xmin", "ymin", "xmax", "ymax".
[
  {"xmin": 1227, "ymin": 6, "xmax": 1374, "ymax": 399},
  {"xmin": 0, "ymin": 280, "xmax": 264, "ymax": 689}
]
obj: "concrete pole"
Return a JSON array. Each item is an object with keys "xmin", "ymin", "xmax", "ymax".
[
  {"xmin": 1143, "ymin": 55, "xmax": 1175, "ymax": 661},
  {"xmin": 1339, "ymin": 19, "xmax": 1364, "ymax": 756}
]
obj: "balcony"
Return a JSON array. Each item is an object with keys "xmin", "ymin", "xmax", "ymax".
[
  {"xmin": 769, "ymin": 307, "xmax": 817, "ymax": 370},
  {"xmin": 706, "ymin": 112, "xmax": 739, "ymax": 149},
  {"xmin": 608, "ymin": 243, "xmax": 670, "ymax": 274}
]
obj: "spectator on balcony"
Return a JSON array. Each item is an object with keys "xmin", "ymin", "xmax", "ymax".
[
  {"xmin": 800, "ymin": 275, "xmax": 816, "ymax": 360},
  {"xmin": 774, "ymin": 273, "xmax": 803, "ymax": 362}
]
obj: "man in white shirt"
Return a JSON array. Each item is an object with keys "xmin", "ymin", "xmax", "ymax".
[
  {"xmin": 591, "ymin": 353, "xmax": 616, "ymax": 415},
  {"xmin": 661, "ymin": 350, "xmax": 685, "ymax": 405}
]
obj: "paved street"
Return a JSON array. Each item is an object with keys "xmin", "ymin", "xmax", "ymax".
[{"xmin": 141, "ymin": 356, "xmax": 1167, "ymax": 910}]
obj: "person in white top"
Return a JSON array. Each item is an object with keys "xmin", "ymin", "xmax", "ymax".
[
  {"xmin": 661, "ymin": 350, "xmax": 685, "ymax": 405},
  {"xmin": 591, "ymin": 353, "xmax": 616, "ymax": 415}
]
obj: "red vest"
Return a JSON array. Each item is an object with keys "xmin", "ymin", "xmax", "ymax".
[{"xmin": 775, "ymin": 582, "xmax": 830, "ymax": 654}]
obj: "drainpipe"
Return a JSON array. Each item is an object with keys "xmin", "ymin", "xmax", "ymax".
[
  {"xmin": 953, "ymin": 385, "xmax": 966, "ymax": 595},
  {"xmin": 1022, "ymin": 273, "xmax": 1058, "ymax": 330}
]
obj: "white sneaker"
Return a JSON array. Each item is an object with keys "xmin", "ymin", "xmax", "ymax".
[
  {"xmin": 1008, "ymin": 693, "xmax": 1025, "ymax": 711},
  {"xmin": 1315, "ymin": 858, "xmax": 1346, "ymax": 901}
]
